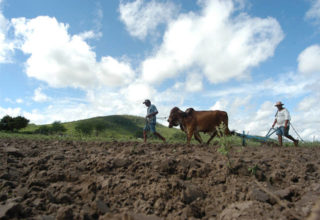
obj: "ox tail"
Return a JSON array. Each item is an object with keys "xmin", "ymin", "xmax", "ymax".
[
  {"xmin": 225, "ymin": 127, "xmax": 235, "ymax": 136},
  {"xmin": 223, "ymin": 112, "xmax": 235, "ymax": 136},
  {"xmin": 228, "ymin": 129, "xmax": 236, "ymax": 136}
]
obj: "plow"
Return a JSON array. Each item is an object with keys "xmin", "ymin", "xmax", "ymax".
[
  {"xmin": 235, "ymin": 128, "xmax": 277, "ymax": 146},
  {"xmin": 235, "ymin": 124, "xmax": 304, "ymax": 146}
]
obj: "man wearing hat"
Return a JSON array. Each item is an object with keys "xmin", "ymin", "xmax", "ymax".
[
  {"xmin": 272, "ymin": 101, "xmax": 298, "ymax": 146},
  {"xmin": 142, "ymin": 99, "xmax": 166, "ymax": 143}
]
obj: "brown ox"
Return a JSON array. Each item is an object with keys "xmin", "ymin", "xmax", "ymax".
[{"xmin": 168, "ymin": 107, "xmax": 232, "ymax": 144}]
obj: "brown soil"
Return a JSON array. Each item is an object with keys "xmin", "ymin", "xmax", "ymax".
[{"xmin": 0, "ymin": 138, "xmax": 319, "ymax": 220}]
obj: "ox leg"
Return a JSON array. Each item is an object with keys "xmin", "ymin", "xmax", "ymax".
[
  {"xmin": 194, "ymin": 132, "xmax": 203, "ymax": 144},
  {"xmin": 206, "ymin": 131, "xmax": 217, "ymax": 144},
  {"xmin": 186, "ymin": 131, "xmax": 193, "ymax": 145}
]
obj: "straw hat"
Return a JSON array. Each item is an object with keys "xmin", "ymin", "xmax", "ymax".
[{"xmin": 275, "ymin": 101, "xmax": 284, "ymax": 106}]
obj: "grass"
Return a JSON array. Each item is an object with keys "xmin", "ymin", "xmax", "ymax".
[
  {"xmin": 1, "ymin": 114, "xmax": 317, "ymax": 147},
  {"xmin": 1, "ymin": 130, "xmax": 318, "ymax": 147},
  {"xmin": 4, "ymin": 115, "xmax": 186, "ymax": 143}
]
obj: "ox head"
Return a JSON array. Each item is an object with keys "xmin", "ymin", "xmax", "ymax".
[
  {"xmin": 167, "ymin": 107, "xmax": 183, "ymax": 128},
  {"xmin": 185, "ymin": 108, "xmax": 195, "ymax": 115}
]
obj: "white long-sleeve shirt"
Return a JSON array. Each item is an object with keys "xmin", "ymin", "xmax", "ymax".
[{"xmin": 276, "ymin": 108, "xmax": 291, "ymax": 127}]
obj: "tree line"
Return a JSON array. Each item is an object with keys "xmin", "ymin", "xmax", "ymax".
[
  {"xmin": 0, "ymin": 115, "xmax": 67, "ymax": 134},
  {"xmin": 0, "ymin": 115, "xmax": 109, "ymax": 136},
  {"xmin": 0, "ymin": 115, "xmax": 29, "ymax": 131}
]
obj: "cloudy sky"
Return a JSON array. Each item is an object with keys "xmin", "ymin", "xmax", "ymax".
[{"xmin": 1, "ymin": 0, "xmax": 320, "ymax": 141}]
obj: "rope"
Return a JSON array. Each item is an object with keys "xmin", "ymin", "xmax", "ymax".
[
  {"xmin": 157, "ymin": 116, "xmax": 168, "ymax": 120},
  {"xmin": 290, "ymin": 123, "xmax": 304, "ymax": 142}
]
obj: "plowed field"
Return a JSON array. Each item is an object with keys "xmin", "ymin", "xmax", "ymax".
[{"xmin": 1, "ymin": 138, "xmax": 320, "ymax": 219}]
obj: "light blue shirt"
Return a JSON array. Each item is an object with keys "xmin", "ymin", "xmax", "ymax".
[{"xmin": 147, "ymin": 104, "xmax": 157, "ymax": 124}]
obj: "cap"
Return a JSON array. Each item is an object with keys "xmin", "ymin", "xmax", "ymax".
[
  {"xmin": 143, "ymin": 99, "xmax": 151, "ymax": 104},
  {"xmin": 275, "ymin": 101, "xmax": 284, "ymax": 106}
]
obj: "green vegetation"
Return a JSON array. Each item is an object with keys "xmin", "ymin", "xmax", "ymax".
[
  {"xmin": 4, "ymin": 115, "xmax": 187, "ymax": 142},
  {"xmin": 34, "ymin": 121, "xmax": 67, "ymax": 135},
  {"xmin": 0, "ymin": 115, "xmax": 29, "ymax": 132},
  {"xmin": 216, "ymin": 122, "xmax": 235, "ymax": 168},
  {"xmin": 248, "ymin": 164, "xmax": 259, "ymax": 176},
  {"xmin": 0, "ymin": 114, "xmax": 317, "ymax": 146}
]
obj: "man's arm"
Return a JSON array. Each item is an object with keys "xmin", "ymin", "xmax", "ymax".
[
  {"xmin": 284, "ymin": 120, "xmax": 289, "ymax": 128},
  {"xmin": 147, "ymin": 111, "xmax": 158, "ymax": 118},
  {"xmin": 272, "ymin": 119, "xmax": 277, "ymax": 128}
]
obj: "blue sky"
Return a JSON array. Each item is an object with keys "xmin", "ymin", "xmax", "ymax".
[{"xmin": 1, "ymin": 0, "xmax": 320, "ymax": 141}]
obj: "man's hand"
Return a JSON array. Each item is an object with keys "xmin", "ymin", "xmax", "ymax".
[
  {"xmin": 147, "ymin": 111, "xmax": 158, "ymax": 118},
  {"xmin": 272, "ymin": 119, "xmax": 277, "ymax": 128}
]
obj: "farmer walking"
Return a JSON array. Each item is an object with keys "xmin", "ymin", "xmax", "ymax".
[
  {"xmin": 143, "ymin": 99, "xmax": 166, "ymax": 143},
  {"xmin": 271, "ymin": 101, "xmax": 299, "ymax": 146}
]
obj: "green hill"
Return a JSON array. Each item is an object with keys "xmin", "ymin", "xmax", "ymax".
[{"xmin": 23, "ymin": 115, "xmax": 186, "ymax": 142}]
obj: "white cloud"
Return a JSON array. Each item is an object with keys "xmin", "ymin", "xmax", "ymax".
[
  {"xmin": 12, "ymin": 96, "xmax": 104, "ymax": 125},
  {"xmin": 4, "ymin": 98, "xmax": 24, "ymax": 104},
  {"xmin": 85, "ymin": 81, "xmax": 156, "ymax": 119},
  {"xmin": 98, "ymin": 56, "xmax": 135, "ymax": 86},
  {"xmin": 141, "ymin": 0, "xmax": 284, "ymax": 84},
  {"xmin": 210, "ymin": 99, "xmax": 229, "ymax": 111},
  {"xmin": 84, "ymin": 83, "xmax": 188, "ymax": 126},
  {"xmin": 121, "ymin": 81, "xmax": 156, "ymax": 103},
  {"xmin": 0, "ymin": 106, "xmax": 22, "ymax": 118},
  {"xmin": 294, "ymin": 95, "xmax": 320, "ymax": 141},
  {"xmin": 0, "ymin": 2, "xmax": 14, "ymax": 63},
  {"xmin": 12, "ymin": 16, "xmax": 135, "ymax": 89},
  {"xmin": 16, "ymin": 98, "xmax": 23, "ymax": 104},
  {"xmin": 22, "ymin": 105, "xmax": 95, "ymax": 125},
  {"xmin": 206, "ymin": 72, "xmax": 311, "ymax": 99},
  {"xmin": 298, "ymin": 44, "xmax": 320, "ymax": 75},
  {"xmin": 185, "ymin": 73, "xmax": 203, "ymax": 92},
  {"xmin": 119, "ymin": 0, "xmax": 177, "ymax": 40},
  {"xmin": 297, "ymin": 95, "xmax": 319, "ymax": 111},
  {"xmin": 252, "ymin": 101, "xmax": 274, "ymax": 121},
  {"xmin": 78, "ymin": 30, "xmax": 101, "ymax": 40},
  {"xmin": 306, "ymin": 0, "xmax": 320, "ymax": 25},
  {"xmin": 21, "ymin": 80, "xmax": 182, "ymax": 125},
  {"xmin": 33, "ymin": 87, "xmax": 49, "ymax": 102},
  {"xmin": 22, "ymin": 109, "xmax": 46, "ymax": 124},
  {"xmin": 93, "ymin": 2, "xmax": 103, "ymax": 35},
  {"xmin": 232, "ymin": 96, "xmax": 251, "ymax": 110},
  {"xmin": 152, "ymin": 82, "xmax": 185, "ymax": 106},
  {"xmin": 244, "ymin": 101, "xmax": 274, "ymax": 135}
]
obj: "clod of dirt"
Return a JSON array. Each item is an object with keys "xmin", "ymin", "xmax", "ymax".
[
  {"xmin": 219, "ymin": 201, "xmax": 274, "ymax": 220},
  {"xmin": 181, "ymin": 184, "xmax": 205, "ymax": 204}
]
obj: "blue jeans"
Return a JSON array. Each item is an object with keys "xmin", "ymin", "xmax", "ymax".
[
  {"xmin": 276, "ymin": 126, "xmax": 289, "ymax": 136},
  {"xmin": 144, "ymin": 123, "xmax": 156, "ymax": 133}
]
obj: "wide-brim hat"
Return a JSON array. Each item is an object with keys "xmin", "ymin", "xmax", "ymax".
[{"xmin": 275, "ymin": 101, "xmax": 284, "ymax": 106}]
